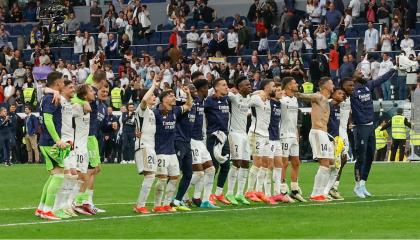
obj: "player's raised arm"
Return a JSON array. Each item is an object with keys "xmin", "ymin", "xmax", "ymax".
[
  {"xmin": 181, "ymin": 85, "xmax": 193, "ymax": 112},
  {"xmin": 139, "ymin": 74, "xmax": 159, "ymax": 111},
  {"xmin": 295, "ymin": 92, "xmax": 322, "ymax": 103}
]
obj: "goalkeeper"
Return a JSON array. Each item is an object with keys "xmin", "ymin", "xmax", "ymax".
[{"xmin": 326, "ymin": 87, "xmax": 346, "ymax": 200}]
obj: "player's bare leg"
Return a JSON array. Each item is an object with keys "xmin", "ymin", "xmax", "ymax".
[{"xmin": 246, "ymin": 155, "xmax": 263, "ymax": 202}]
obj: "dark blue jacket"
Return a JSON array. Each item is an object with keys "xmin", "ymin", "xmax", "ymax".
[
  {"xmin": 350, "ymin": 69, "xmax": 397, "ymax": 125},
  {"xmin": 0, "ymin": 116, "xmax": 10, "ymax": 136},
  {"xmin": 25, "ymin": 114, "xmax": 38, "ymax": 136},
  {"xmin": 121, "ymin": 112, "xmax": 136, "ymax": 134}
]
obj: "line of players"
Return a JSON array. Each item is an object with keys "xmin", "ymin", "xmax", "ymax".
[{"xmin": 131, "ymin": 71, "xmax": 356, "ymax": 214}]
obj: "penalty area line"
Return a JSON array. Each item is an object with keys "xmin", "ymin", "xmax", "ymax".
[{"xmin": 1, "ymin": 197, "xmax": 420, "ymax": 227}]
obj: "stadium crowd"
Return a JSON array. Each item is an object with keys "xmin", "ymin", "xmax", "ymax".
[{"xmin": 0, "ymin": 0, "xmax": 418, "ymax": 167}]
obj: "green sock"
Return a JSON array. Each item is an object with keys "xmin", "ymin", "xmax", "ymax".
[
  {"xmin": 44, "ymin": 174, "xmax": 64, "ymax": 212},
  {"xmin": 38, "ymin": 175, "xmax": 52, "ymax": 209},
  {"xmin": 75, "ymin": 192, "xmax": 89, "ymax": 205}
]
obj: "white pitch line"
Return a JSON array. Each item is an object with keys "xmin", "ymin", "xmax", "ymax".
[
  {"xmin": 1, "ymin": 197, "xmax": 419, "ymax": 228},
  {"xmin": 2, "ymin": 193, "xmax": 420, "ymax": 212}
]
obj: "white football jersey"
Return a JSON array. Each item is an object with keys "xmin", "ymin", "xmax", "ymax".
[
  {"xmin": 73, "ymin": 104, "xmax": 90, "ymax": 150},
  {"xmin": 249, "ymin": 94, "xmax": 270, "ymax": 137},
  {"xmin": 279, "ymin": 96, "xmax": 299, "ymax": 139},
  {"xmin": 136, "ymin": 105, "xmax": 156, "ymax": 148},
  {"xmin": 60, "ymin": 96, "xmax": 74, "ymax": 142},
  {"xmin": 228, "ymin": 92, "xmax": 250, "ymax": 134},
  {"xmin": 339, "ymin": 98, "xmax": 351, "ymax": 130}
]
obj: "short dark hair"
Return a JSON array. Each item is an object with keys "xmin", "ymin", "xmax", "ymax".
[
  {"xmin": 159, "ymin": 90, "xmax": 174, "ymax": 102},
  {"xmin": 281, "ymin": 77, "xmax": 295, "ymax": 89},
  {"xmin": 191, "ymin": 71, "xmax": 204, "ymax": 81},
  {"xmin": 193, "ymin": 78, "xmax": 209, "ymax": 90},
  {"xmin": 235, "ymin": 76, "xmax": 247, "ymax": 88},
  {"xmin": 46, "ymin": 71, "xmax": 63, "ymax": 87},
  {"xmin": 64, "ymin": 79, "xmax": 73, "ymax": 86},
  {"xmin": 24, "ymin": 105, "xmax": 32, "ymax": 111},
  {"xmin": 319, "ymin": 77, "xmax": 331, "ymax": 88},
  {"xmin": 339, "ymin": 77, "xmax": 353, "ymax": 89},
  {"xmin": 213, "ymin": 78, "xmax": 226, "ymax": 88},
  {"xmin": 93, "ymin": 70, "xmax": 106, "ymax": 83}
]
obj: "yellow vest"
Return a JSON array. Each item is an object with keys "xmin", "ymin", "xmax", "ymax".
[
  {"xmin": 375, "ymin": 126, "xmax": 387, "ymax": 150},
  {"xmin": 410, "ymin": 130, "xmax": 420, "ymax": 145},
  {"xmin": 391, "ymin": 115, "xmax": 407, "ymax": 139},
  {"xmin": 302, "ymin": 82, "xmax": 314, "ymax": 94},
  {"xmin": 111, "ymin": 87, "xmax": 122, "ymax": 109},
  {"xmin": 23, "ymin": 88, "xmax": 36, "ymax": 105}
]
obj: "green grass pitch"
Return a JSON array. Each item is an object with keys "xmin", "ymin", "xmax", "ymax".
[{"xmin": 1, "ymin": 162, "xmax": 420, "ymax": 239}]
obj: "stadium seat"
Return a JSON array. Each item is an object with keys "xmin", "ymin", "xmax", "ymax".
[
  {"xmin": 60, "ymin": 48, "xmax": 72, "ymax": 61},
  {"xmin": 22, "ymin": 50, "xmax": 31, "ymax": 62},
  {"xmin": 185, "ymin": 18, "xmax": 195, "ymax": 28},
  {"xmin": 12, "ymin": 25, "xmax": 23, "ymax": 36},
  {"xmin": 160, "ymin": 32, "xmax": 171, "ymax": 43},
  {"xmin": 224, "ymin": 16, "xmax": 234, "ymax": 27},
  {"xmin": 24, "ymin": 24, "xmax": 33, "ymax": 35}
]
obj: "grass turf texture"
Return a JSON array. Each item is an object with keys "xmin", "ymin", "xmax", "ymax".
[{"xmin": 1, "ymin": 162, "xmax": 420, "ymax": 239}]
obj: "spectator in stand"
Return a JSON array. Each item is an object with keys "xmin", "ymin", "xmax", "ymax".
[
  {"xmin": 13, "ymin": 61, "xmax": 25, "ymax": 88},
  {"xmin": 35, "ymin": 0, "xmax": 42, "ymax": 22},
  {"xmin": 237, "ymin": 21, "xmax": 250, "ymax": 50},
  {"xmin": 257, "ymin": 31, "xmax": 268, "ymax": 55},
  {"xmin": 365, "ymin": 0, "xmax": 377, "ymax": 23},
  {"xmin": 105, "ymin": 33, "xmax": 118, "ymax": 59},
  {"xmin": 186, "ymin": 26, "xmax": 200, "ymax": 53},
  {"xmin": 325, "ymin": 3, "xmax": 343, "ymax": 31},
  {"xmin": 405, "ymin": 0, "xmax": 417, "ymax": 30},
  {"xmin": 98, "ymin": 25, "xmax": 108, "ymax": 50},
  {"xmin": 391, "ymin": 18, "xmax": 403, "ymax": 50},
  {"xmin": 38, "ymin": 49, "xmax": 50, "ymax": 66},
  {"xmin": 248, "ymin": 55, "xmax": 263, "ymax": 73},
  {"xmin": 378, "ymin": 53, "xmax": 394, "ymax": 101},
  {"xmin": 9, "ymin": 3, "xmax": 23, "ymax": 23},
  {"xmin": 380, "ymin": 26, "xmax": 392, "ymax": 52},
  {"xmin": 217, "ymin": 32, "xmax": 229, "ymax": 57},
  {"xmin": 116, "ymin": 11, "xmax": 127, "ymax": 31},
  {"xmin": 348, "ymin": 0, "xmax": 361, "ymax": 20},
  {"xmin": 364, "ymin": 21, "xmax": 379, "ymax": 52},
  {"xmin": 65, "ymin": 12, "xmax": 80, "ymax": 33},
  {"xmin": 376, "ymin": 0, "xmax": 391, "ymax": 27},
  {"xmin": 104, "ymin": 11, "xmax": 116, "ymax": 33},
  {"xmin": 288, "ymin": 32, "xmax": 303, "ymax": 54},
  {"xmin": 400, "ymin": 31, "xmax": 415, "ymax": 57},
  {"xmin": 56, "ymin": 59, "xmax": 72, "ymax": 79},
  {"xmin": 90, "ymin": 1, "xmax": 103, "ymax": 27},
  {"xmin": 169, "ymin": 27, "xmax": 182, "ymax": 49},
  {"xmin": 275, "ymin": 35, "xmax": 289, "ymax": 53},
  {"xmin": 83, "ymin": 31, "xmax": 96, "ymax": 65},
  {"xmin": 309, "ymin": 0, "xmax": 322, "ymax": 24},
  {"xmin": 250, "ymin": 71, "xmax": 262, "ymax": 91},
  {"xmin": 339, "ymin": 55, "xmax": 355, "ymax": 81},
  {"xmin": 279, "ymin": 0, "xmax": 295, "ymax": 34},
  {"xmin": 4, "ymin": 77, "xmax": 15, "ymax": 105},
  {"xmin": 10, "ymin": 50, "xmax": 21, "ymax": 73},
  {"xmin": 0, "ymin": 24, "xmax": 10, "ymax": 49},
  {"xmin": 227, "ymin": 26, "xmax": 238, "ymax": 56},
  {"xmin": 29, "ymin": 26, "xmax": 42, "ymax": 48},
  {"xmin": 314, "ymin": 24, "xmax": 329, "ymax": 52},
  {"xmin": 139, "ymin": 5, "xmax": 152, "ymax": 38},
  {"xmin": 343, "ymin": 8, "xmax": 353, "ymax": 30},
  {"xmin": 247, "ymin": 0, "xmax": 261, "ymax": 22},
  {"xmin": 74, "ymin": 30, "xmax": 84, "ymax": 56},
  {"xmin": 119, "ymin": 34, "xmax": 131, "ymax": 57},
  {"xmin": 233, "ymin": 13, "xmax": 245, "ymax": 27}
]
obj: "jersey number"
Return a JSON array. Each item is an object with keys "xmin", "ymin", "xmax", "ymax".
[
  {"xmin": 282, "ymin": 143, "xmax": 289, "ymax": 151},
  {"xmin": 77, "ymin": 155, "xmax": 84, "ymax": 164},
  {"xmin": 234, "ymin": 145, "xmax": 239, "ymax": 153},
  {"xmin": 157, "ymin": 159, "xmax": 166, "ymax": 168},
  {"xmin": 321, "ymin": 144, "xmax": 328, "ymax": 152},
  {"xmin": 256, "ymin": 142, "xmax": 260, "ymax": 150},
  {"xmin": 147, "ymin": 156, "xmax": 154, "ymax": 165},
  {"xmin": 191, "ymin": 149, "xmax": 199, "ymax": 157}
]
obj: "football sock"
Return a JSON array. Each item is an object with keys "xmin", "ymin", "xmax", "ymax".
[
  {"xmin": 154, "ymin": 178, "xmax": 166, "ymax": 207},
  {"xmin": 246, "ymin": 165, "xmax": 259, "ymax": 192},
  {"xmin": 360, "ymin": 180, "xmax": 366, "ymax": 186},
  {"xmin": 280, "ymin": 182, "xmax": 289, "ymax": 194},
  {"xmin": 203, "ymin": 166, "xmax": 215, "ymax": 202},
  {"xmin": 324, "ymin": 166, "xmax": 339, "ymax": 195},
  {"xmin": 291, "ymin": 181, "xmax": 299, "ymax": 192},
  {"xmin": 38, "ymin": 175, "xmax": 52, "ymax": 211},
  {"xmin": 256, "ymin": 167, "xmax": 267, "ymax": 193},
  {"xmin": 264, "ymin": 169, "xmax": 272, "ymax": 196},
  {"xmin": 190, "ymin": 171, "xmax": 204, "ymax": 199},
  {"xmin": 215, "ymin": 187, "xmax": 223, "ymax": 196},
  {"xmin": 236, "ymin": 168, "xmax": 249, "ymax": 195},
  {"xmin": 273, "ymin": 168, "xmax": 282, "ymax": 195},
  {"xmin": 226, "ymin": 165, "xmax": 238, "ymax": 195},
  {"xmin": 333, "ymin": 180, "xmax": 340, "ymax": 190},
  {"xmin": 163, "ymin": 179, "xmax": 178, "ymax": 206},
  {"xmin": 137, "ymin": 174, "xmax": 155, "ymax": 208},
  {"xmin": 86, "ymin": 189, "xmax": 94, "ymax": 205},
  {"xmin": 69, "ymin": 179, "xmax": 83, "ymax": 206},
  {"xmin": 52, "ymin": 174, "xmax": 72, "ymax": 211},
  {"xmin": 44, "ymin": 174, "xmax": 64, "ymax": 213},
  {"xmin": 311, "ymin": 166, "xmax": 330, "ymax": 197}
]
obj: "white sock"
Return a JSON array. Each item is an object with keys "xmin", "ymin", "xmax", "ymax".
[
  {"xmin": 264, "ymin": 169, "xmax": 272, "ymax": 196},
  {"xmin": 333, "ymin": 180, "xmax": 340, "ymax": 190},
  {"xmin": 247, "ymin": 165, "xmax": 259, "ymax": 192},
  {"xmin": 68, "ymin": 179, "xmax": 82, "ymax": 206},
  {"xmin": 226, "ymin": 165, "xmax": 238, "ymax": 195},
  {"xmin": 236, "ymin": 168, "xmax": 249, "ymax": 195},
  {"xmin": 190, "ymin": 171, "xmax": 204, "ymax": 199},
  {"xmin": 215, "ymin": 187, "xmax": 223, "ymax": 196},
  {"xmin": 203, "ymin": 166, "xmax": 215, "ymax": 202},
  {"xmin": 291, "ymin": 181, "xmax": 299, "ymax": 192},
  {"xmin": 311, "ymin": 166, "xmax": 330, "ymax": 197},
  {"xmin": 360, "ymin": 180, "xmax": 366, "ymax": 186},
  {"xmin": 256, "ymin": 167, "xmax": 267, "ymax": 193},
  {"xmin": 163, "ymin": 179, "xmax": 178, "ymax": 206},
  {"xmin": 87, "ymin": 189, "xmax": 94, "ymax": 205},
  {"xmin": 154, "ymin": 178, "xmax": 166, "ymax": 207},
  {"xmin": 355, "ymin": 181, "xmax": 360, "ymax": 188},
  {"xmin": 52, "ymin": 175, "xmax": 72, "ymax": 211},
  {"xmin": 137, "ymin": 174, "xmax": 155, "ymax": 208},
  {"xmin": 324, "ymin": 166, "xmax": 338, "ymax": 195},
  {"xmin": 273, "ymin": 168, "xmax": 282, "ymax": 195}
]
